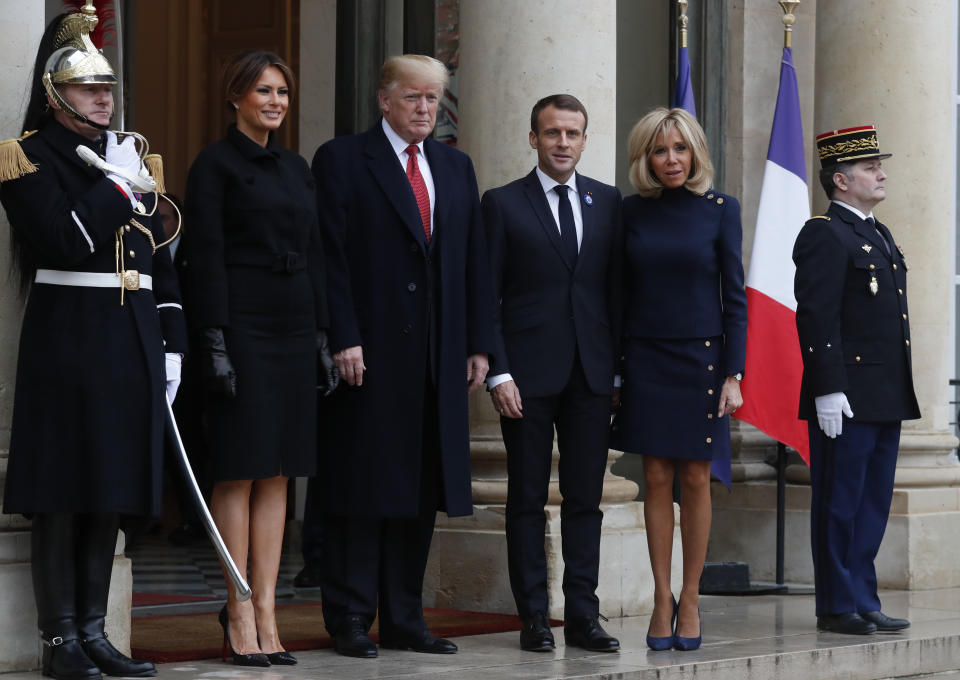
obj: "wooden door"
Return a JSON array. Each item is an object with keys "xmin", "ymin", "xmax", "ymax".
[{"xmin": 132, "ymin": 0, "xmax": 300, "ymax": 199}]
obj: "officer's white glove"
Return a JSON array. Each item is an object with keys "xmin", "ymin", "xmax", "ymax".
[
  {"xmin": 814, "ymin": 392, "xmax": 854, "ymax": 439},
  {"xmin": 165, "ymin": 353, "xmax": 183, "ymax": 404}
]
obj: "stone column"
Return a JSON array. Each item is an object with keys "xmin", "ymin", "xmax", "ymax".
[
  {"xmin": 421, "ymin": 0, "xmax": 681, "ymax": 621},
  {"xmin": 726, "ymin": 0, "xmax": 818, "ymax": 485},
  {"xmin": 707, "ymin": 0, "xmax": 819, "ymax": 583},
  {"xmin": 0, "ymin": 5, "xmax": 47, "ymax": 671},
  {"xmin": 810, "ymin": 0, "xmax": 960, "ymax": 588},
  {"xmin": 712, "ymin": 0, "xmax": 960, "ymax": 588}
]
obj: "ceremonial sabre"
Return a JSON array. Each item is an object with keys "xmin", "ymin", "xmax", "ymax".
[{"xmin": 164, "ymin": 396, "xmax": 252, "ymax": 601}]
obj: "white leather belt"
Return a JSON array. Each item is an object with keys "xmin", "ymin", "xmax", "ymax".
[{"xmin": 35, "ymin": 269, "xmax": 153, "ymax": 291}]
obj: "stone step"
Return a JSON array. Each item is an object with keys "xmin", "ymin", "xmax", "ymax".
[{"xmin": 626, "ymin": 621, "xmax": 960, "ymax": 680}]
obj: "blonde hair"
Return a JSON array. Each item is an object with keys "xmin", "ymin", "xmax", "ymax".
[
  {"xmin": 378, "ymin": 54, "xmax": 449, "ymax": 95},
  {"xmin": 627, "ymin": 107, "xmax": 713, "ymax": 198}
]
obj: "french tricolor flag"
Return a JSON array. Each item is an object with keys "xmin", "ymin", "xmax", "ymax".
[{"xmin": 733, "ymin": 46, "xmax": 811, "ymax": 462}]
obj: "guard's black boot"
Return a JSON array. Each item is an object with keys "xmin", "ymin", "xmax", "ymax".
[
  {"xmin": 77, "ymin": 514, "xmax": 156, "ymax": 678},
  {"xmin": 32, "ymin": 513, "xmax": 101, "ymax": 680},
  {"xmin": 41, "ymin": 636, "xmax": 102, "ymax": 680}
]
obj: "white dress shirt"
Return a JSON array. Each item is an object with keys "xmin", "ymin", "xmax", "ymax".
[
  {"xmin": 832, "ymin": 199, "xmax": 874, "ymax": 222},
  {"xmin": 382, "ymin": 118, "xmax": 436, "ymax": 236},
  {"xmin": 535, "ymin": 166, "xmax": 583, "ymax": 248}
]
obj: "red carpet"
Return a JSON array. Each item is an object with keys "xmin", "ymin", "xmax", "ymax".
[
  {"xmin": 132, "ymin": 593, "xmax": 217, "ymax": 607},
  {"xmin": 132, "ymin": 602, "xmax": 556, "ymax": 663}
]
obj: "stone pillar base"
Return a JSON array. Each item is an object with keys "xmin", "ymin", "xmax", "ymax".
[
  {"xmin": 0, "ymin": 530, "xmax": 36, "ymax": 673},
  {"xmin": 423, "ymin": 501, "xmax": 682, "ymax": 621},
  {"xmin": 709, "ymin": 481, "xmax": 960, "ymax": 590},
  {"xmin": 0, "ymin": 530, "xmax": 133, "ymax": 672}
]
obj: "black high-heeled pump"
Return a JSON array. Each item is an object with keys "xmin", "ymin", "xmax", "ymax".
[
  {"xmin": 257, "ymin": 634, "xmax": 297, "ymax": 666},
  {"xmin": 218, "ymin": 606, "xmax": 270, "ymax": 667},
  {"xmin": 265, "ymin": 651, "xmax": 297, "ymax": 665}
]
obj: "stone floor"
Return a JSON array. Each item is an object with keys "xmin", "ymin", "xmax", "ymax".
[{"xmin": 4, "ymin": 587, "xmax": 959, "ymax": 680}]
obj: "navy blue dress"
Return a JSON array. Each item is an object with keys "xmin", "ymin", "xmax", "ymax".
[{"xmin": 611, "ymin": 187, "xmax": 747, "ymax": 465}]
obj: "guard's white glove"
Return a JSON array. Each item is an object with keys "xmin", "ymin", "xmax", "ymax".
[
  {"xmin": 814, "ymin": 392, "xmax": 853, "ymax": 439},
  {"xmin": 165, "ymin": 353, "xmax": 183, "ymax": 404},
  {"xmin": 104, "ymin": 132, "xmax": 152, "ymax": 202}
]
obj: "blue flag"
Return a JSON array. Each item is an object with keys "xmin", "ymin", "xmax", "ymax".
[{"xmin": 673, "ymin": 45, "xmax": 696, "ymax": 117}]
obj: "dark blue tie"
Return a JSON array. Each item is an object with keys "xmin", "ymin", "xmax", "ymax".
[
  {"xmin": 867, "ymin": 216, "xmax": 890, "ymax": 255},
  {"xmin": 554, "ymin": 185, "xmax": 578, "ymax": 266}
]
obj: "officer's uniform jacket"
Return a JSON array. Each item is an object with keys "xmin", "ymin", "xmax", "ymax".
[
  {"xmin": 793, "ymin": 200, "xmax": 920, "ymax": 422},
  {"xmin": 0, "ymin": 120, "xmax": 187, "ymax": 516}
]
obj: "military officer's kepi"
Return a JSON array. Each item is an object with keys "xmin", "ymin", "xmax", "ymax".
[{"xmin": 815, "ymin": 125, "xmax": 891, "ymax": 168}]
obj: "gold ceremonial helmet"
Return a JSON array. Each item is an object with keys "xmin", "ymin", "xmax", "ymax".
[{"xmin": 41, "ymin": 2, "xmax": 117, "ymax": 131}]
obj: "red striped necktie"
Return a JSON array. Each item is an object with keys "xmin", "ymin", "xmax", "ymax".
[{"xmin": 405, "ymin": 144, "xmax": 431, "ymax": 242}]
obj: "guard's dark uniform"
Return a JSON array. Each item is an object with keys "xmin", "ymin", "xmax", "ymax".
[
  {"xmin": 1, "ymin": 120, "xmax": 187, "ymax": 516},
  {"xmin": 793, "ymin": 199, "xmax": 919, "ymax": 617}
]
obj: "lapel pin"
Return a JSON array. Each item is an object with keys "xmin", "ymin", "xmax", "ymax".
[
  {"xmin": 861, "ymin": 244, "xmax": 872, "ymax": 253},
  {"xmin": 583, "ymin": 192, "xmax": 593, "ymax": 206}
]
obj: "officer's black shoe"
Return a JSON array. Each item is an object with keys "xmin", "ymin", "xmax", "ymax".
[
  {"xmin": 519, "ymin": 612, "xmax": 555, "ymax": 652},
  {"xmin": 332, "ymin": 615, "xmax": 377, "ymax": 658},
  {"xmin": 82, "ymin": 635, "xmax": 156, "ymax": 677},
  {"xmin": 564, "ymin": 616, "xmax": 620, "ymax": 652},
  {"xmin": 41, "ymin": 636, "xmax": 102, "ymax": 680},
  {"xmin": 816, "ymin": 613, "xmax": 877, "ymax": 635},
  {"xmin": 379, "ymin": 629, "xmax": 458, "ymax": 654},
  {"xmin": 860, "ymin": 611, "xmax": 910, "ymax": 631},
  {"xmin": 293, "ymin": 560, "xmax": 323, "ymax": 588}
]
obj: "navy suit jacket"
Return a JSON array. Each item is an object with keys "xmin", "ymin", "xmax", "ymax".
[
  {"xmin": 793, "ymin": 201, "xmax": 920, "ymax": 422},
  {"xmin": 312, "ymin": 122, "xmax": 495, "ymax": 518},
  {"xmin": 482, "ymin": 169, "xmax": 623, "ymax": 398}
]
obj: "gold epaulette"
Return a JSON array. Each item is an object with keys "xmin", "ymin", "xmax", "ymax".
[
  {"xmin": 143, "ymin": 153, "xmax": 166, "ymax": 194},
  {"xmin": 810, "ymin": 215, "xmax": 831, "ymax": 221},
  {"xmin": 0, "ymin": 130, "xmax": 38, "ymax": 182}
]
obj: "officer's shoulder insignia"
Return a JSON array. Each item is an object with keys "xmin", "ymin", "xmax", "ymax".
[
  {"xmin": 0, "ymin": 130, "xmax": 38, "ymax": 182},
  {"xmin": 143, "ymin": 153, "xmax": 166, "ymax": 194},
  {"xmin": 810, "ymin": 215, "xmax": 831, "ymax": 221}
]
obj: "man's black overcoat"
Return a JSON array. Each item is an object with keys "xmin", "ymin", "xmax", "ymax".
[{"xmin": 312, "ymin": 123, "xmax": 495, "ymax": 518}]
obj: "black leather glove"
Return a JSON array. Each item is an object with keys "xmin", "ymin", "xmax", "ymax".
[
  {"xmin": 317, "ymin": 329, "xmax": 340, "ymax": 396},
  {"xmin": 201, "ymin": 327, "xmax": 237, "ymax": 398}
]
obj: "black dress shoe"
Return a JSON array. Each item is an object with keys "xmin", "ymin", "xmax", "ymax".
[
  {"xmin": 333, "ymin": 615, "xmax": 377, "ymax": 658},
  {"xmin": 82, "ymin": 636, "xmax": 156, "ymax": 677},
  {"xmin": 861, "ymin": 611, "xmax": 910, "ymax": 631},
  {"xmin": 293, "ymin": 560, "xmax": 323, "ymax": 589},
  {"xmin": 379, "ymin": 630, "xmax": 458, "ymax": 654},
  {"xmin": 564, "ymin": 616, "xmax": 620, "ymax": 652},
  {"xmin": 817, "ymin": 613, "xmax": 877, "ymax": 635},
  {"xmin": 520, "ymin": 612, "xmax": 555, "ymax": 652}
]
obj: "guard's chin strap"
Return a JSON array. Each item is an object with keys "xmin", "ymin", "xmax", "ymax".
[
  {"xmin": 43, "ymin": 74, "xmax": 113, "ymax": 131},
  {"xmin": 67, "ymin": 108, "xmax": 112, "ymax": 131}
]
